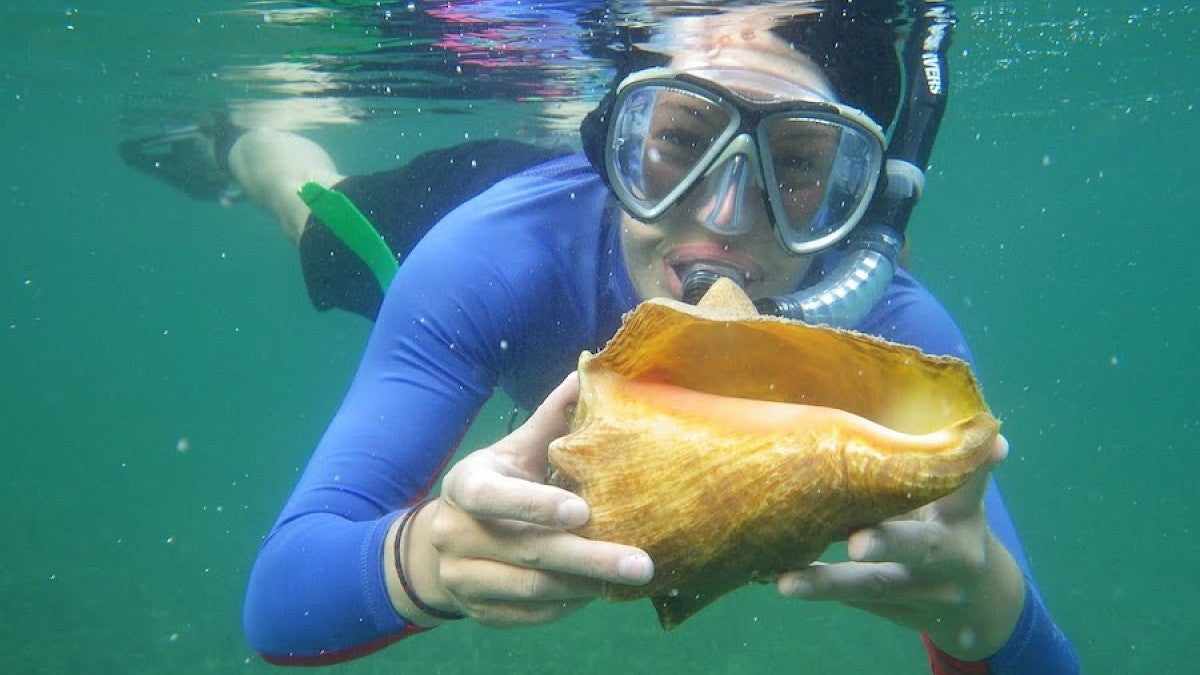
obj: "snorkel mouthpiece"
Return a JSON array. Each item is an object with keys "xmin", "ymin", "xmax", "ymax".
[{"xmin": 681, "ymin": 261, "xmax": 746, "ymax": 304}]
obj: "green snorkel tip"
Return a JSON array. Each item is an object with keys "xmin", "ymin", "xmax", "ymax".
[{"xmin": 299, "ymin": 181, "xmax": 399, "ymax": 291}]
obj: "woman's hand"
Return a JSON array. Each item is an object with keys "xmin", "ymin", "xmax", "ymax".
[
  {"xmin": 777, "ymin": 434, "xmax": 1025, "ymax": 661},
  {"xmin": 395, "ymin": 374, "xmax": 655, "ymax": 628}
]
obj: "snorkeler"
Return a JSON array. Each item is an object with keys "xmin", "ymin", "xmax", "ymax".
[{"xmin": 119, "ymin": 2, "xmax": 1078, "ymax": 672}]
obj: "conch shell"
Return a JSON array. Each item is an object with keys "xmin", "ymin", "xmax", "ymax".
[{"xmin": 547, "ymin": 278, "xmax": 998, "ymax": 629}]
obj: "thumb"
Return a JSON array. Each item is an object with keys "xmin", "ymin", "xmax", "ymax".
[
  {"xmin": 492, "ymin": 372, "xmax": 580, "ymax": 480},
  {"xmin": 937, "ymin": 433, "xmax": 1008, "ymax": 522}
]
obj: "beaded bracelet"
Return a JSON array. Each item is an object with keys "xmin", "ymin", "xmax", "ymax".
[{"xmin": 394, "ymin": 500, "xmax": 466, "ymax": 621}]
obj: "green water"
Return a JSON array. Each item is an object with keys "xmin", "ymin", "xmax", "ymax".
[{"xmin": 2, "ymin": 2, "xmax": 1196, "ymax": 673}]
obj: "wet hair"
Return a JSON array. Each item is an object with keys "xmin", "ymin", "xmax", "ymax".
[
  {"xmin": 769, "ymin": 1, "xmax": 902, "ymax": 130},
  {"xmin": 580, "ymin": 1, "xmax": 904, "ymax": 174}
]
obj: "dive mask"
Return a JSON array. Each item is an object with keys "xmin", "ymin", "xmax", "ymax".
[{"xmin": 604, "ymin": 67, "xmax": 886, "ymax": 255}]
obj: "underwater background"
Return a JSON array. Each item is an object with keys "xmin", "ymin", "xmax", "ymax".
[{"xmin": 2, "ymin": 1, "xmax": 1196, "ymax": 672}]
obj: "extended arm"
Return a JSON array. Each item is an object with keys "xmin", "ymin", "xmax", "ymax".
[{"xmin": 776, "ymin": 269, "xmax": 1080, "ymax": 673}]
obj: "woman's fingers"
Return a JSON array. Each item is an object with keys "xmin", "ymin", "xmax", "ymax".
[
  {"xmin": 424, "ymin": 372, "xmax": 654, "ymax": 628},
  {"xmin": 471, "ymin": 598, "xmax": 594, "ymax": 629},
  {"xmin": 439, "ymin": 553, "xmax": 599, "ymax": 627},
  {"xmin": 442, "ymin": 464, "xmax": 590, "ymax": 528},
  {"xmin": 441, "ymin": 558, "xmax": 601, "ymax": 603},
  {"xmin": 445, "ymin": 561, "xmax": 596, "ymax": 628},
  {"xmin": 490, "ymin": 372, "xmax": 580, "ymax": 480},
  {"xmin": 777, "ymin": 561, "xmax": 965, "ymax": 607},
  {"xmin": 777, "ymin": 437, "xmax": 1011, "ymax": 608},
  {"xmin": 843, "ymin": 435, "xmax": 1009, "ymax": 569},
  {"xmin": 441, "ymin": 372, "xmax": 585, "ymax": 528},
  {"xmin": 931, "ymin": 433, "xmax": 1008, "ymax": 522},
  {"xmin": 429, "ymin": 500, "xmax": 654, "ymax": 586}
]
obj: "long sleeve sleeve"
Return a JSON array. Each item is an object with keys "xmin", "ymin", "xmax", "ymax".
[
  {"xmin": 242, "ymin": 155, "xmax": 616, "ymax": 664},
  {"xmin": 241, "ymin": 264, "xmax": 498, "ymax": 662}
]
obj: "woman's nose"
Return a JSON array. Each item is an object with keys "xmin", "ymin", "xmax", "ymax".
[{"xmin": 694, "ymin": 153, "xmax": 770, "ymax": 238}]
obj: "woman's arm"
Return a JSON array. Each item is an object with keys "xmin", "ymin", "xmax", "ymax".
[
  {"xmin": 242, "ymin": 231, "xmax": 509, "ymax": 662},
  {"xmin": 242, "ymin": 157, "xmax": 626, "ymax": 664},
  {"xmin": 388, "ymin": 375, "xmax": 653, "ymax": 627},
  {"xmin": 776, "ymin": 268, "xmax": 1080, "ymax": 673}
]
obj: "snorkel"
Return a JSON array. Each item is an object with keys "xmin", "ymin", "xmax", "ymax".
[{"xmin": 753, "ymin": 1, "xmax": 955, "ymax": 325}]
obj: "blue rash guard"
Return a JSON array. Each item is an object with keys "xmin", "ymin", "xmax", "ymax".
[{"xmin": 243, "ymin": 154, "xmax": 1079, "ymax": 673}]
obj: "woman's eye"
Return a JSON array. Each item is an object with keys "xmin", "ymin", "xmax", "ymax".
[
  {"xmin": 659, "ymin": 128, "xmax": 704, "ymax": 150},
  {"xmin": 779, "ymin": 154, "xmax": 815, "ymax": 171},
  {"xmin": 774, "ymin": 153, "xmax": 821, "ymax": 181},
  {"xmin": 650, "ymin": 124, "xmax": 716, "ymax": 165}
]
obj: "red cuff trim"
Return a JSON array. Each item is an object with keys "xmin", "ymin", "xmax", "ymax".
[
  {"xmin": 921, "ymin": 632, "xmax": 991, "ymax": 675},
  {"xmin": 258, "ymin": 623, "xmax": 427, "ymax": 667}
]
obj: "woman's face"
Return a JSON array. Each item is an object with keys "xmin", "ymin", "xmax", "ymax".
[
  {"xmin": 618, "ymin": 31, "xmax": 838, "ymax": 302},
  {"xmin": 618, "ymin": 187, "xmax": 812, "ymax": 301}
]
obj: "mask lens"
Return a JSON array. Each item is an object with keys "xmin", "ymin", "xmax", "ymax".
[
  {"xmin": 608, "ymin": 83, "xmax": 737, "ymax": 217},
  {"xmin": 604, "ymin": 71, "xmax": 885, "ymax": 255},
  {"xmin": 761, "ymin": 114, "xmax": 883, "ymax": 253}
]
